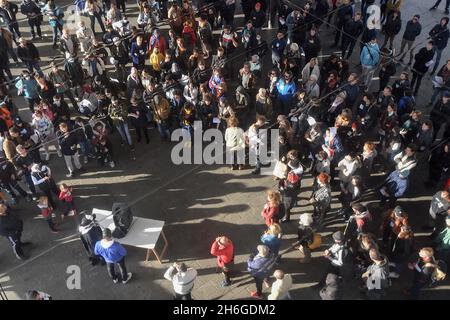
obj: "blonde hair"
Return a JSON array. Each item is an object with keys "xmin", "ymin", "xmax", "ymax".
[
  {"xmin": 268, "ymin": 223, "xmax": 282, "ymax": 236},
  {"xmin": 364, "ymin": 141, "xmax": 376, "ymax": 152},
  {"xmin": 267, "ymin": 190, "xmax": 281, "ymax": 206}
]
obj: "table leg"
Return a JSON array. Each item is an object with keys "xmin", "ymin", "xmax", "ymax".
[
  {"xmin": 144, "ymin": 230, "xmax": 169, "ymax": 264},
  {"xmin": 152, "ymin": 249, "xmax": 162, "ymax": 264}
]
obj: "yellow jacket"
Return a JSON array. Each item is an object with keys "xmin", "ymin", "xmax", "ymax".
[{"xmin": 149, "ymin": 52, "xmax": 164, "ymax": 72}]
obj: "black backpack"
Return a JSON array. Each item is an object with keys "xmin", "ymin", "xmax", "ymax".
[{"xmin": 111, "ymin": 203, "xmax": 133, "ymax": 238}]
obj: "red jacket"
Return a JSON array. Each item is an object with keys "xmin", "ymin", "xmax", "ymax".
[
  {"xmin": 210, "ymin": 240, "xmax": 234, "ymax": 268},
  {"xmin": 59, "ymin": 188, "xmax": 73, "ymax": 202},
  {"xmin": 261, "ymin": 203, "xmax": 279, "ymax": 226}
]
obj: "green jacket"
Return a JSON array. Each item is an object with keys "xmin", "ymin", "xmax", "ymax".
[{"xmin": 436, "ymin": 228, "xmax": 450, "ymax": 251}]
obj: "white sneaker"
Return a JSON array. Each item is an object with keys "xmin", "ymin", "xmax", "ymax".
[
  {"xmin": 57, "ymin": 151, "xmax": 62, "ymax": 158},
  {"xmin": 84, "ymin": 157, "xmax": 88, "ymax": 164},
  {"xmin": 109, "ymin": 161, "xmax": 115, "ymax": 168},
  {"xmin": 112, "ymin": 279, "xmax": 118, "ymax": 284},
  {"xmin": 45, "ymin": 153, "xmax": 50, "ymax": 161},
  {"xmin": 122, "ymin": 272, "xmax": 132, "ymax": 284}
]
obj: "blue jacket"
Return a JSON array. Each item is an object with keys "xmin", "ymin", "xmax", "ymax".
[
  {"xmin": 130, "ymin": 42, "xmax": 147, "ymax": 65},
  {"xmin": 360, "ymin": 43, "xmax": 380, "ymax": 66},
  {"xmin": 94, "ymin": 239, "xmax": 127, "ymax": 263},
  {"xmin": 384, "ymin": 170, "xmax": 408, "ymax": 198},
  {"xmin": 247, "ymin": 252, "xmax": 277, "ymax": 279},
  {"xmin": 260, "ymin": 234, "xmax": 281, "ymax": 255},
  {"xmin": 276, "ymin": 79, "xmax": 297, "ymax": 102},
  {"xmin": 271, "ymin": 38, "xmax": 287, "ymax": 56}
]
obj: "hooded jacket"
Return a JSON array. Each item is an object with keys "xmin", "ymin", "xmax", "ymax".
[
  {"xmin": 360, "ymin": 42, "xmax": 380, "ymax": 67},
  {"xmin": 429, "ymin": 18, "xmax": 450, "ymax": 50},
  {"xmin": 94, "ymin": 239, "xmax": 127, "ymax": 263},
  {"xmin": 366, "ymin": 255, "xmax": 390, "ymax": 290},
  {"xmin": 247, "ymin": 251, "xmax": 277, "ymax": 279},
  {"xmin": 320, "ymin": 273, "xmax": 343, "ymax": 300}
]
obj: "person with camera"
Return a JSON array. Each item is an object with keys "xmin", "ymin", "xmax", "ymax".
[
  {"xmin": 94, "ymin": 228, "xmax": 132, "ymax": 284},
  {"xmin": 210, "ymin": 235, "xmax": 234, "ymax": 287},
  {"xmin": 56, "ymin": 122, "xmax": 84, "ymax": 178},
  {"xmin": 164, "ymin": 262, "xmax": 197, "ymax": 300}
]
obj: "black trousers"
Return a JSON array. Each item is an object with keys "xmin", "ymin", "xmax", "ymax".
[
  {"xmin": 174, "ymin": 292, "xmax": 192, "ymax": 300},
  {"xmin": 342, "ymin": 38, "xmax": 357, "ymax": 59},
  {"xmin": 6, "ymin": 232, "xmax": 24, "ymax": 258},
  {"xmin": 28, "ymin": 18, "xmax": 42, "ymax": 37},
  {"xmin": 432, "ymin": 0, "xmax": 450, "ymax": 9},
  {"xmin": 411, "ymin": 71, "xmax": 423, "ymax": 95},
  {"xmin": 37, "ymin": 179, "xmax": 59, "ymax": 208},
  {"xmin": 134, "ymin": 125, "xmax": 149, "ymax": 143},
  {"xmin": 106, "ymin": 257, "xmax": 128, "ymax": 281}
]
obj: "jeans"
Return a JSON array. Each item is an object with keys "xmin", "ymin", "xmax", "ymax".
[
  {"xmin": 64, "ymin": 153, "xmax": 82, "ymax": 173},
  {"xmin": 382, "ymin": 34, "xmax": 396, "ymax": 49},
  {"xmin": 361, "ymin": 65, "xmax": 376, "ymax": 89},
  {"xmin": 25, "ymin": 61, "xmax": 43, "ymax": 77},
  {"xmin": 398, "ymin": 39, "xmax": 415, "ymax": 63},
  {"xmin": 134, "ymin": 125, "xmax": 149, "ymax": 143},
  {"xmin": 106, "ymin": 257, "xmax": 128, "ymax": 281},
  {"xmin": 432, "ymin": 48, "xmax": 443, "ymax": 74},
  {"xmin": 254, "ymin": 277, "xmax": 264, "ymax": 295},
  {"xmin": 7, "ymin": 21, "xmax": 21, "ymax": 41},
  {"xmin": 89, "ymin": 12, "xmax": 106, "ymax": 33},
  {"xmin": 116, "ymin": 122, "xmax": 133, "ymax": 146},
  {"xmin": 28, "ymin": 18, "xmax": 42, "ymax": 38},
  {"xmin": 7, "ymin": 47, "xmax": 18, "ymax": 62},
  {"xmin": 157, "ymin": 121, "xmax": 171, "ymax": 140},
  {"xmin": 51, "ymin": 23, "xmax": 63, "ymax": 45},
  {"xmin": 24, "ymin": 173, "xmax": 37, "ymax": 196}
]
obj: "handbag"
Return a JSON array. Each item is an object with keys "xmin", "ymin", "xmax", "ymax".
[
  {"xmin": 308, "ymin": 233, "xmax": 322, "ymax": 250},
  {"xmin": 272, "ymin": 160, "xmax": 288, "ymax": 179}
]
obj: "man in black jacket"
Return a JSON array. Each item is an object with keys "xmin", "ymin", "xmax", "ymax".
[
  {"xmin": 332, "ymin": 0, "xmax": 353, "ymax": 48},
  {"xmin": 341, "ymin": 12, "xmax": 364, "ymax": 59},
  {"xmin": 430, "ymin": 92, "xmax": 450, "ymax": 141},
  {"xmin": 0, "ymin": 0, "xmax": 21, "ymax": 41},
  {"xmin": 0, "ymin": 158, "xmax": 31, "ymax": 203},
  {"xmin": 17, "ymin": 37, "xmax": 43, "ymax": 76},
  {"xmin": 110, "ymin": 37, "xmax": 129, "ymax": 83},
  {"xmin": 47, "ymin": 62, "xmax": 78, "ymax": 110},
  {"xmin": 0, "ymin": 202, "xmax": 28, "ymax": 260},
  {"xmin": 57, "ymin": 122, "xmax": 83, "ymax": 178},
  {"xmin": 398, "ymin": 14, "xmax": 422, "ymax": 65},
  {"xmin": 429, "ymin": 17, "xmax": 450, "ymax": 75},
  {"xmin": 20, "ymin": 0, "xmax": 42, "ymax": 39},
  {"xmin": 250, "ymin": 2, "xmax": 266, "ymax": 30}
]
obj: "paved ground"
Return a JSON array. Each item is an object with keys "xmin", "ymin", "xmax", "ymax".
[{"xmin": 0, "ymin": 0, "xmax": 450, "ymax": 300}]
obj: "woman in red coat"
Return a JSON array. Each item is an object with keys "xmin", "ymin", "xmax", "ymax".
[
  {"xmin": 261, "ymin": 190, "xmax": 281, "ymax": 227},
  {"xmin": 210, "ymin": 236, "xmax": 234, "ymax": 287}
]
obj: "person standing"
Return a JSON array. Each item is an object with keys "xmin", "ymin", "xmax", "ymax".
[
  {"xmin": 47, "ymin": 62, "xmax": 78, "ymax": 110},
  {"xmin": 247, "ymin": 245, "xmax": 276, "ymax": 299},
  {"xmin": 108, "ymin": 96, "xmax": 134, "ymax": 149},
  {"xmin": 57, "ymin": 122, "xmax": 83, "ymax": 178},
  {"xmin": 83, "ymin": 0, "xmax": 106, "ymax": 34},
  {"xmin": 17, "ymin": 38, "xmax": 43, "ymax": 77},
  {"xmin": 43, "ymin": 0, "xmax": 64, "ymax": 48},
  {"xmin": 381, "ymin": 9, "xmax": 402, "ymax": 49},
  {"xmin": 31, "ymin": 163, "xmax": 59, "ymax": 209},
  {"xmin": 268, "ymin": 270, "xmax": 293, "ymax": 300},
  {"xmin": 360, "ymin": 37, "xmax": 380, "ymax": 90},
  {"xmin": 332, "ymin": 0, "xmax": 354, "ymax": 48},
  {"xmin": 406, "ymin": 247, "xmax": 438, "ymax": 299},
  {"xmin": 362, "ymin": 248, "xmax": 390, "ymax": 299},
  {"xmin": 341, "ymin": 12, "xmax": 364, "ymax": 60},
  {"xmin": 411, "ymin": 41, "xmax": 435, "ymax": 96},
  {"xmin": 94, "ymin": 228, "xmax": 132, "ymax": 284},
  {"xmin": 20, "ymin": 0, "xmax": 42, "ymax": 40},
  {"xmin": 164, "ymin": 262, "xmax": 197, "ymax": 300},
  {"xmin": 430, "ymin": 0, "xmax": 450, "ymax": 15},
  {"xmin": 0, "ymin": 202, "xmax": 27, "ymax": 260},
  {"xmin": 210, "ymin": 236, "xmax": 234, "ymax": 287},
  {"xmin": 397, "ymin": 14, "xmax": 422, "ymax": 65},
  {"xmin": 0, "ymin": 0, "xmax": 21, "ymax": 42},
  {"xmin": 130, "ymin": 35, "xmax": 147, "ymax": 71},
  {"xmin": 429, "ymin": 17, "xmax": 450, "ymax": 75}
]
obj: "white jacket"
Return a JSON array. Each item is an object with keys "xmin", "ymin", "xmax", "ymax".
[
  {"xmin": 338, "ymin": 158, "xmax": 360, "ymax": 183},
  {"xmin": 164, "ymin": 266, "xmax": 197, "ymax": 295},
  {"xmin": 268, "ymin": 274, "xmax": 293, "ymax": 300},
  {"xmin": 301, "ymin": 63, "xmax": 320, "ymax": 82},
  {"xmin": 394, "ymin": 152, "xmax": 417, "ymax": 175}
]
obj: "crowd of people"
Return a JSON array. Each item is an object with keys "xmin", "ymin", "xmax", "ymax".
[{"xmin": 0, "ymin": 0, "xmax": 448, "ymax": 300}]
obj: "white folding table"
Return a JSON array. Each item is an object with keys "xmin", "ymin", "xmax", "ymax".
[{"xmin": 92, "ymin": 208, "xmax": 169, "ymax": 264}]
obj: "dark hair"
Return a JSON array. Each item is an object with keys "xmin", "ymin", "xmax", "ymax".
[
  {"xmin": 178, "ymin": 263, "xmax": 187, "ymax": 273},
  {"xmin": 407, "ymin": 143, "xmax": 417, "ymax": 152},
  {"xmin": 351, "ymin": 202, "xmax": 365, "ymax": 212}
]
